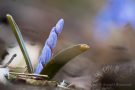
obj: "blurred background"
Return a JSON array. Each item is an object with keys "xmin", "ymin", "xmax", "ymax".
[{"xmin": 0, "ymin": 0, "xmax": 135, "ymax": 89}]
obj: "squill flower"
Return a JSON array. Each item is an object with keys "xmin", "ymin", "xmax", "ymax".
[
  {"xmin": 93, "ymin": 0, "xmax": 135, "ymax": 41},
  {"xmin": 34, "ymin": 19, "xmax": 64, "ymax": 74}
]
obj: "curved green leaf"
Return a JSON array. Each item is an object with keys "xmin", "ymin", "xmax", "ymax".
[
  {"xmin": 40, "ymin": 44, "xmax": 90, "ymax": 79},
  {"xmin": 6, "ymin": 14, "xmax": 33, "ymax": 73}
]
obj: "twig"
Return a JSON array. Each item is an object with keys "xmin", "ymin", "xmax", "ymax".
[
  {"xmin": 0, "ymin": 54, "xmax": 17, "ymax": 68},
  {"xmin": 9, "ymin": 72, "xmax": 48, "ymax": 80}
]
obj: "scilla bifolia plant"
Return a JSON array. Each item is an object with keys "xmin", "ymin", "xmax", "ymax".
[{"xmin": 0, "ymin": 14, "xmax": 89, "ymax": 87}]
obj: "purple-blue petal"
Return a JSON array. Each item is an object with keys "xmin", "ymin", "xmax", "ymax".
[
  {"xmin": 47, "ymin": 30, "xmax": 58, "ymax": 49},
  {"xmin": 34, "ymin": 63, "xmax": 43, "ymax": 74},
  {"xmin": 40, "ymin": 45, "xmax": 52, "ymax": 65},
  {"xmin": 55, "ymin": 19, "xmax": 64, "ymax": 35}
]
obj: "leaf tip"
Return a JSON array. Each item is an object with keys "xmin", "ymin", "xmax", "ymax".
[
  {"xmin": 80, "ymin": 44, "xmax": 90, "ymax": 51},
  {"xmin": 6, "ymin": 14, "xmax": 12, "ymax": 19}
]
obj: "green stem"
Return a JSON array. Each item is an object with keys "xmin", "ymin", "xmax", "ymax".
[{"xmin": 6, "ymin": 14, "xmax": 33, "ymax": 73}]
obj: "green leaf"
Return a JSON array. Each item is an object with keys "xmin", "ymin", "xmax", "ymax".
[
  {"xmin": 6, "ymin": 14, "xmax": 33, "ymax": 73},
  {"xmin": 41, "ymin": 44, "xmax": 90, "ymax": 79}
]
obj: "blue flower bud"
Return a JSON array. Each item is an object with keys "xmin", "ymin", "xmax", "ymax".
[{"xmin": 34, "ymin": 18, "xmax": 64, "ymax": 74}]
